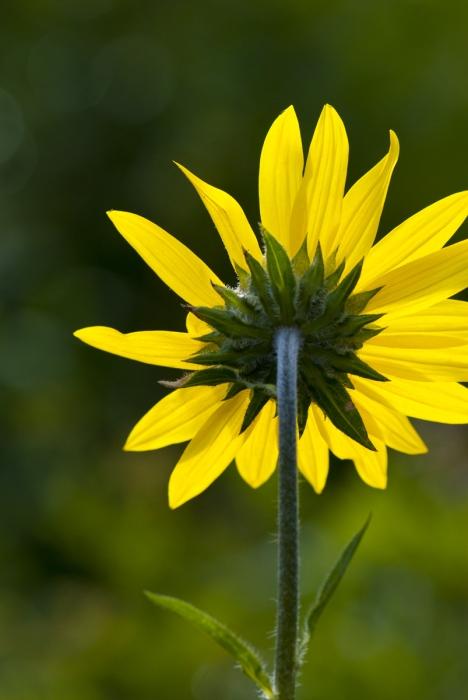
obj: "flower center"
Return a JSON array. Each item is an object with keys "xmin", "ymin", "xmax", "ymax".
[{"xmin": 166, "ymin": 230, "xmax": 388, "ymax": 449}]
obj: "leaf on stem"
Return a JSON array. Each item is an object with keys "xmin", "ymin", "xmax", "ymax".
[
  {"xmin": 298, "ymin": 515, "xmax": 371, "ymax": 660},
  {"xmin": 145, "ymin": 592, "xmax": 274, "ymax": 698}
]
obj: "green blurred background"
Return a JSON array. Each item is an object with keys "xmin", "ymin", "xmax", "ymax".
[{"xmin": 1, "ymin": 0, "xmax": 468, "ymax": 698}]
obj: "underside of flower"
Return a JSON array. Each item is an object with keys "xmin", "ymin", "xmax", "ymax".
[{"xmin": 165, "ymin": 228, "xmax": 386, "ymax": 450}]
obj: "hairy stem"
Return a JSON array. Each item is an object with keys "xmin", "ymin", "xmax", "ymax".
[{"xmin": 274, "ymin": 326, "xmax": 301, "ymax": 700}]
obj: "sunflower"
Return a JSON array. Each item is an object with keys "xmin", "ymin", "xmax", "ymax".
[{"xmin": 75, "ymin": 105, "xmax": 468, "ymax": 508}]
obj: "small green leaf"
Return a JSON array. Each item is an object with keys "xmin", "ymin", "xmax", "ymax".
[
  {"xmin": 223, "ymin": 383, "xmax": 246, "ymax": 401},
  {"xmin": 326, "ymin": 313, "xmax": 385, "ymax": 339},
  {"xmin": 305, "ymin": 345, "xmax": 388, "ymax": 382},
  {"xmin": 300, "ymin": 357, "xmax": 375, "ymax": 450},
  {"xmin": 299, "ymin": 516, "xmax": 371, "ymax": 658},
  {"xmin": 190, "ymin": 341, "xmax": 272, "ymax": 368},
  {"xmin": 345, "ymin": 286, "xmax": 383, "ymax": 314},
  {"xmin": 182, "ymin": 366, "xmax": 239, "ymax": 387},
  {"xmin": 263, "ymin": 230, "xmax": 297, "ymax": 324},
  {"xmin": 145, "ymin": 592, "xmax": 274, "ymax": 698},
  {"xmin": 194, "ymin": 306, "xmax": 272, "ymax": 341},
  {"xmin": 212, "ymin": 283, "xmax": 257, "ymax": 318},
  {"xmin": 244, "ymin": 249, "xmax": 278, "ymax": 322}
]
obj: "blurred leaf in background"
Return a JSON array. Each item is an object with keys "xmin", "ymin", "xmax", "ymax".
[{"xmin": 0, "ymin": 0, "xmax": 468, "ymax": 698}]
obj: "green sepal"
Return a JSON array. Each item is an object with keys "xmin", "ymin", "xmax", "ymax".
[
  {"xmin": 223, "ymin": 383, "xmax": 246, "ymax": 401},
  {"xmin": 241, "ymin": 389, "xmax": 270, "ymax": 433},
  {"xmin": 297, "ymin": 391, "xmax": 311, "ymax": 438},
  {"xmin": 345, "ymin": 286, "xmax": 383, "ymax": 314},
  {"xmin": 243, "ymin": 249, "xmax": 278, "ymax": 322},
  {"xmin": 324, "ymin": 257, "xmax": 346, "ymax": 290},
  {"xmin": 324, "ymin": 248, "xmax": 338, "ymax": 278},
  {"xmin": 291, "ymin": 236, "xmax": 310, "ymax": 275},
  {"xmin": 234, "ymin": 262, "xmax": 250, "ymax": 291},
  {"xmin": 195, "ymin": 331, "xmax": 226, "ymax": 345},
  {"xmin": 302, "ymin": 259, "xmax": 363, "ymax": 334},
  {"xmin": 145, "ymin": 592, "xmax": 274, "ymax": 698},
  {"xmin": 327, "ymin": 313, "xmax": 385, "ymax": 339},
  {"xmin": 353, "ymin": 326, "xmax": 386, "ymax": 344},
  {"xmin": 262, "ymin": 230, "xmax": 297, "ymax": 324},
  {"xmin": 298, "ymin": 515, "xmax": 371, "ymax": 661},
  {"xmin": 296, "ymin": 243, "xmax": 324, "ymax": 320},
  {"xmin": 189, "ymin": 341, "xmax": 272, "ymax": 368},
  {"xmin": 211, "ymin": 283, "xmax": 257, "ymax": 317},
  {"xmin": 182, "ymin": 366, "xmax": 239, "ymax": 387},
  {"xmin": 193, "ymin": 306, "xmax": 272, "ymax": 341},
  {"xmin": 305, "ymin": 345, "xmax": 388, "ymax": 382},
  {"xmin": 300, "ymin": 357, "xmax": 375, "ymax": 450}
]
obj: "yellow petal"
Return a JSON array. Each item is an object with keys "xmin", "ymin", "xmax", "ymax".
[
  {"xmin": 360, "ymin": 192, "xmax": 468, "ymax": 289},
  {"xmin": 107, "ymin": 211, "xmax": 221, "ymax": 306},
  {"xmin": 236, "ymin": 400, "xmax": 278, "ymax": 488},
  {"xmin": 351, "ymin": 390, "xmax": 427, "ymax": 455},
  {"xmin": 353, "ymin": 376, "xmax": 468, "ymax": 424},
  {"xmin": 366, "ymin": 332, "xmax": 468, "ymax": 349},
  {"xmin": 362, "ymin": 239, "xmax": 468, "ymax": 320},
  {"xmin": 297, "ymin": 410, "xmax": 329, "ymax": 493},
  {"xmin": 74, "ymin": 326, "xmax": 205, "ymax": 369},
  {"xmin": 259, "ymin": 106, "xmax": 303, "ymax": 253},
  {"xmin": 359, "ymin": 344, "xmax": 468, "ymax": 382},
  {"xmin": 335, "ymin": 131, "xmax": 399, "ymax": 270},
  {"xmin": 176, "ymin": 163, "xmax": 262, "ymax": 268},
  {"xmin": 186, "ymin": 312, "xmax": 211, "ymax": 336},
  {"xmin": 301, "ymin": 105, "xmax": 349, "ymax": 259},
  {"xmin": 125, "ymin": 385, "xmax": 227, "ymax": 451},
  {"xmin": 169, "ymin": 391, "xmax": 251, "ymax": 508},
  {"xmin": 382, "ymin": 299, "xmax": 468, "ymax": 336},
  {"xmin": 313, "ymin": 407, "xmax": 387, "ymax": 488}
]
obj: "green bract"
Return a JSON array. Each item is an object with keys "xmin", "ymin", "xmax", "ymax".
[{"xmin": 168, "ymin": 230, "xmax": 387, "ymax": 450}]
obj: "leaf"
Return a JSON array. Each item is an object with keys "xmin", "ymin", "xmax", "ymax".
[
  {"xmin": 190, "ymin": 341, "xmax": 272, "ymax": 368},
  {"xmin": 326, "ymin": 313, "xmax": 385, "ymax": 339},
  {"xmin": 193, "ymin": 306, "xmax": 272, "ymax": 341},
  {"xmin": 212, "ymin": 283, "xmax": 257, "ymax": 318},
  {"xmin": 182, "ymin": 366, "xmax": 239, "ymax": 387},
  {"xmin": 145, "ymin": 592, "xmax": 274, "ymax": 698},
  {"xmin": 263, "ymin": 230, "xmax": 297, "ymax": 324},
  {"xmin": 299, "ymin": 516, "xmax": 371, "ymax": 659},
  {"xmin": 305, "ymin": 345, "xmax": 388, "ymax": 382},
  {"xmin": 300, "ymin": 357, "xmax": 375, "ymax": 449},
  {"xmin": 296, "ymin": 242, "xmax": 325, "ymax": 320},
  {"xmin": 244, "ymin": 249, "xmax": 278, "ymax": 322},
  {"xmin": 345, "ymin": 287, "xmax": 383, "ymax": 314}
]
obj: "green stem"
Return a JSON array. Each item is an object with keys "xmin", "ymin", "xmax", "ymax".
[{"xmin": 274, "ymin": 326, "xmax": 301, "ymax": 700}]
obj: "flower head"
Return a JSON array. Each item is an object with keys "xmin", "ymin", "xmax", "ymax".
[{"xmin": 75, "ymin": 105, "xmax": 468, "ymax": 508}]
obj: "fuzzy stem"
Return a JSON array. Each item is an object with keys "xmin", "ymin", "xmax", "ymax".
[{"xmin": 274, "ymin": 326, "xmax": 301, "ymax": 700}]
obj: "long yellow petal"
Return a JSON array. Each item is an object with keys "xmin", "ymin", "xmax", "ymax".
[
  {"xmin": 236, "ymin": 400, "xmax": 278, "ymax": 488},
  {"xmin": 366, "ymin": 332, "xmax": 468, "ymax": 349},
  {"xmin": 335, "ymin": 131, "xmax": 399, "ymax": 270},
  {"xmin": 351, "ymin": 390, "xmax": 427, "ymax": 455},
  {"xmin": 74, "ymin": 327, "xmax": 205, "ymax": 369},
  {"xmin": 313, "ymin": 407, "xmax": 387, "ymax": 488},
  {"xmin": 353, "ymin": 376, "xmax": 468, "ymax": 424},
  {"xmin": 382, "ymin": 299, "xmax": 468, "ymax": 335},
  {"xmin": 259, "ymin": 106, "xmax": 303, "ymax": 253},
  {"xmin": 107, "ymin": 211, "xmax": 221, "ymax": 306},
  {"xmin": 361, "ymin": 192, "xmax": 468, "ymax": 288},
  {"xmin": 362, "ymin": 239, "xmax": 468, "ymax": 320},
  {"xmin": 169, "ymin": 391, "xmax": 251, "ymax": 508},
  {"xmin": 125, "ymin": 385, "xmax": 227, "ymax": 451},
  {"xmin": 176, "ymin": 164, "xmax": 262, "ymax": 268},
  {"xmin": 298, "ymin": 105, "xmax": 348, "ymax": 259},
  {"xmin": 359, "ymin": 344, "xmax": 468, "ymax": 382},
  {"xmin": 297, "ymin": 410, "xmax": 329, "ymax": 493}
]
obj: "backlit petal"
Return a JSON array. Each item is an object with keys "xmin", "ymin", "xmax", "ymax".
[
  {"xmin": 186, "ymin": 312, "xmax": 211, "ymax": 336},
  {"xmin": 359, "ymin": 344, "xmax": 468, "ymax": 381},
  {"xmin": 383, "ymin": 299, "xmax": 468, "ymax": 336},
  {"xmin": 301, "ymin": 105, "xmax": 349, "ymax": 259},
  {"xmin": 125, "ymin": 385, "xmax": 227, "ymax": 451},
  {"xmin": 259, "ymin": 106, "xmax": 303, "ymax": 253},
  {"xmin": 363, "ymin": 239, "xmax": 468, "ymax": 320},
  {"xmin": 176, "ymin": 163, "xmax": 262, "ymax": 268},
  {"xmin": 236, "ymin": 400, "xmax": 278, "ymax": 488},
  {"xmin": 169, "ymin": 391, "xmax": 251, "ymax": 508},
  {"xmin": 297, "ymin": 410, "xmax": 329, "ymax": 493},
  {"xmin": 336, "ymin": 131, "xmax": 399, "ymax": 270},
  {"xmin": 74, "ymin": 327, "xmax": 205, "ymax": 369},
  {"xmin": 361, "ymin": 192, "xmax": 468, "ymax": 288},
  {"xmin": 354, "ymin": 376, "xmax": 468, "ymax": 424},
  {"xmin": 351, "ymin": 390, "xmax": 427, "ymax": 455},
  {"xmin": 366, "ymin": 332, "xmax": 468, "ymax": 349},
  {"xmin": 107, "ymin": 211, "xmax": 221, "ymax": 306}
]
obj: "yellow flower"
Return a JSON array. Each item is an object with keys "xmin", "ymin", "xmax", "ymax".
[{"xmin": 75, "ymin": 105, "xmax": 468, "ymax": 508}]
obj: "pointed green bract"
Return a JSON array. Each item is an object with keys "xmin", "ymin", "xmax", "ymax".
[
  {"xmin": 296, "ymin": 243, "xmax": 325, "ymax": 321},
  {"xmin": 193, "ymin": 306, "xmax": 272, "ymax": 340},
  {"xmin": 300, "ymin": 357, "xmax": 375, "ymax": 449},
  {"xmin": 182, "ymin": 366, "xmax": 239, "ymax": 387},
  {"xmin": 299, "ymin": 516, "xmax": 371, "ymax": 661},
  {"xmin": 263, "ymin": 229, "xmax": 296, "ymax": 324},
  {"xmin": 346, "ymin": 286, "xmax": 383, "ymax": 314},
  {"xmin": 190, "ymin": 341, "xmax": 272, "ymax": 367},
  {"xmin": 145, "ymin": 592, "xmax": 274, "ymax": 698},
  {"xmin": 305, "ymin": 345, "xmax": 388, "ymax": 382},
  {"xmin": 241, "ymin": 389, "xmax": 271, "ymax": 433},
  {"xmin": 243, "ymin": 249, "xmax": 278, "ymax": 321}
]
